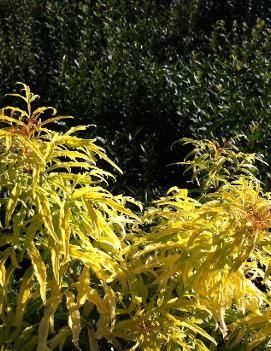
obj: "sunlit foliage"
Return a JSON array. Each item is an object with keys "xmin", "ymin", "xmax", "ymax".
[{"xmin": 0, "ymin": 83, "xmax": 139, "ymax": 350}]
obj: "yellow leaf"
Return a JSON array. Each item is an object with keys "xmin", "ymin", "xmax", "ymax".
[
  {"xmin": 103, "ymin": 284, "xmax": 116, "ymax": 331},
  {"xmin": 53, "ymin": 150, "xmax": 94, "ymax": 162},
  {"xmin": 16, "ymin": 267, "xmax": 33, "ymax": 326},
  {"xmin": 0, "ymin": 114, "xmax": 27, "ymax": 127},
  {"xmin": 35, "ymin": 189, "xmax": 60, "ymax": 244},
  {"xmin": 51, "ymin": 248, "xmax": 60, "ymax": 285},
  {"xmin": 32, "ymin": 106, "xmax": 56, "ymax": 119},
  {"xmin": 40, "ymin": 115, "xmax": 73, "ymax": 126},
  {"xmin": 37, "ymin": 296, "xmax": 61, "ymax": 351},
  {"xmin": 30, "ymin": 94, "xmax": 40, "ymax": 103},
  {"xmin": 64, "ymin": 125, "xmax": 90, "ymax": 135},
  {"xmin": 20, "ymin": 217, "xmax": 42, "ymax": 259},
  {"xmin": 77, "ymin": 266, "xmax": 90, "ymax": 306},
  {"xmin": 66, "ymin": 290, "xmax": 81, "ymax": 350},
  {"xmin": 89, "ymin": 144, "xmax": 123, "ymax": 174},
  {"xmin": 10, "ymin": 248, "xmax": 21, "ymax": 269},
  {"xmin": 47, "ymin": 161, "xmax": 92, "ymax": 172},
  {"xmin": 28, "ymin": 242, "xmax": 47, "ymax": 303},
  {"xmin": 5, "ymin": 183, "xmax": 21, "ymax": 226},
  {"xmin": 0, "ymin": 254, "xmax": 8, "ymax": 315},
  {"xmin": 264, "ymin": 259, "xmax": 271, "ymax": 283}
]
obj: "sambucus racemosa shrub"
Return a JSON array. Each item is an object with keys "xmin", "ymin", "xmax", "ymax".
[
  {"xmin": 0, "ymin": 84, "xmax": 271, "ymax": 350},
  {"xmin": 0, "ymin": 83, "xmax": 140, "ymax": 350}
]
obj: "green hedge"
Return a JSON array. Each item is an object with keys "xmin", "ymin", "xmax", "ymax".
[{"xmin": 0, "ymin": 0, "xmax": 270, "ymax": 199}]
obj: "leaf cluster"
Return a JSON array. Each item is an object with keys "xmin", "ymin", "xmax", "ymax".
[{"xmin": 0, "ymin": 84, "xmax": 140, "ymax": 350}]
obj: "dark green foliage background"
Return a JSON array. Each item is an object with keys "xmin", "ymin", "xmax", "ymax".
[{"xmin": 0, "ymin": 0, "xmax": 270, "ymax": 200}]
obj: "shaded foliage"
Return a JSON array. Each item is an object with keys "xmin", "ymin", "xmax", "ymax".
[{"xmin": 0, "ymin": 0, "xmax": 270, "ymax": 199}]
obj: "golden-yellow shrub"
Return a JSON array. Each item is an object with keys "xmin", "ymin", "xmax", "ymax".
[{"xmin": 0, "ymin": 84, "xmax": 271, "ymax": 350}]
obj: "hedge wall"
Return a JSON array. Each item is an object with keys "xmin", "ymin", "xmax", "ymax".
[{"xmin": 0, "ymin": 0, "xmax": 270, "ymax": 199}]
